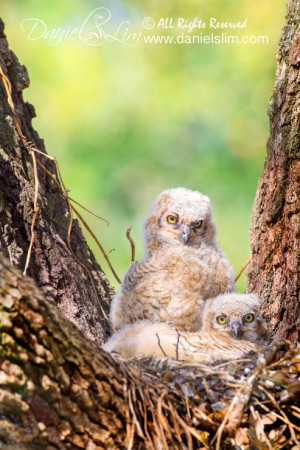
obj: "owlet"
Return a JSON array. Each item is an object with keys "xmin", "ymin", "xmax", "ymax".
[
  {"xmin": 110, "ymin": 188, "xmax": 235, "ymax": 332},
  {"xmin": 104, "ymin": 294, "xmax": 265, "ymax": 362}
]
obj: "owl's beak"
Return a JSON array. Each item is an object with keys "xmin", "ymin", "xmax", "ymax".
[
  {"xmin": 180, "ymin": 224, "xmax": 191, "ymax": 244},
  {"xmin": 231, "ymin": 321, "xmax": 243, "ymax": 340}
]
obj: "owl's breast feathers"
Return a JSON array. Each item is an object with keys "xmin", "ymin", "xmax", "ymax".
[
  {"xmin": 123, "ymin": 244, "xmax": 234, "ymax": 298},
  {"xmin": 109, "ymin": 243, "xmax": 234, "ymax": 332}
]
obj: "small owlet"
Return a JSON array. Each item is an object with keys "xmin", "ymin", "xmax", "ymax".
[
  {"xmin": 103, "ymin": 293, "xmax": 265, "ymax": 362},
  {"xmin": 110, "ymin": 188, "xmax": 235, "ymax": 332},
  {"xmin": 200, "ymin": 293, "xmax": 266, "ymax": 343}
]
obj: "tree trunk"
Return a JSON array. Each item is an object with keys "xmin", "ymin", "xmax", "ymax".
[
  {"xmin": 0, "ymin": 18, "xmax": 113, "ymax": 345},
  {"xmin": 0, "ymin": 255, "xmax": 129, "ymax": 449},
  {"xmin": 247, "ymin": 0, "xmax": 300, "ymax": 344}
]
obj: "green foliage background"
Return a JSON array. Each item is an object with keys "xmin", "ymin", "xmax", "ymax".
[{"xmin": 2, "ymin": 1, "xmax": 285, "ymax": 290}]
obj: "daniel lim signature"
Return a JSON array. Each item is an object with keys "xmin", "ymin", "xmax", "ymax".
[{"xmin": 20, "ymin": 7, "xmax": 142, "ymax": 46}]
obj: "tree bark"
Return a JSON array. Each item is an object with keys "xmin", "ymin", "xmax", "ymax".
[
  {"xmin": 0, "ymin": 255, "xmax": 128, "ymax": 449},
  {"xmin": 247, "ymin": 0, "xmax": 300, "ymax": 343},
  {"xmin": 0, "ymin": 18, "xmax": 113, "ymax": 345}
]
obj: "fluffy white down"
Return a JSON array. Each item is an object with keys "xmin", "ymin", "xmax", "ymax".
[{"xmin": 103, "ymin": 318, "xmax": 259, "ymax": 363}]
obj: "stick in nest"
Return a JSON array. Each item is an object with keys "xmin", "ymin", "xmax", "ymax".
[
  {"xmin": 175, "ymin": 330, "xmax": 181, "ymax": 361},
  {"xmin": 156, "ymin": 333, "xmax": 167, "ymax": 357}
]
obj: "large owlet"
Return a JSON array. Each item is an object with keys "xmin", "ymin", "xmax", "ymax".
[
  {"xmin": 110, "ymin": 188, "xmax": 235, "ymax": 332},
  {"xmin": 104, "ymin": 294, "xmax": 265, "ymax": 362}
]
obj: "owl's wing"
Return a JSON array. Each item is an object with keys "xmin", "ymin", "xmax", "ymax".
[
  {"xmin": 121, "ymin": 258, "xmax": 159, "ymax": 294},
  {"xmin": 109, "ymin": 257, "xmax": 165, "ymax": 329},
  {"xmin": 122, "ymin": 251, "xmax": 208, "ymax": 329}
]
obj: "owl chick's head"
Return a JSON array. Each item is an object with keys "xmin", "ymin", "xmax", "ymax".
[
  {"xmin": 143, "ymin": 187, "xmax": 217, "ymax": 255},
  {"xmin": 201, "ymin": 293, "xmax": 265, "ymax": 343}
]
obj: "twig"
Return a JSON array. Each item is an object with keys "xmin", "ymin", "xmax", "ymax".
[
  {"xmin": 71, "ymin": 204, "xmax": 121, "ymax": 284},
  {"xmin": 156, "ymin": 333, "xmax": 167, "ymax": 357},
  {"xmin": 213, "ymin": 358, "xmax": 252, "ymax": 368},
  {"xmin": 23, "ymin": 205, "xmax": 40, "ymax": 275},
  {"xmin": 0, "ymin": 65, "xmax": 41, "ymax": 275},
  {"xmin": 259, "ymin": 385, "xmax": 300, "ymax": 447},
  {"xmin": 35, "ymin": 159, "xmax": 61, "ymax": 189},
  {"xmin": 213, "ymin": 391, "xmax": 239, "ymax": 449},
  {"xmin": 35, "ymin": 158, "xmax": 121, "ymax": 284},
  {"xmin": 0, "ymin": 61, "xmax": 120, "ymax": 325},
  {"xmin": 234, "ymin": 256, "xmax": 251, "ymax": 283},
  {"xmin": 126, "ymin": 227, "xmax": 136, "ymax": 263},
  {"xmin": 23, "ymin": 147, "xmax": 40, "ymax": 275},
  {"xmin": 212, "ymin": 370, "xmax": 258, "ymax": 449},
  {"xmin": 258, "ymin": 374, "xmax": 288, "ymax": 389},
  {"xmin": 175, "ymin": 330, "xmax": 180, "ymax": 361},
  {"xmin": 68, "ymin": 196, "xmax": 109, "ymax": 224},
  {"xmin": 33, "ymin": 160, "xmax": 114, "ymax": 323},
  {"xmin": 128, "ymin": 389, "xmax": 144, "ymax": 438},
  {"xmin": 66, "ymin": 196, "xmax": 74, "ymax": 253},
  {"xmin": 35, "ymin": 161, "xmax": 117, "ymax": 293},
  {"xmin": 212, "ymin": 343, "xmax": 291, "ymax": 449},
  {"xmin": 26, "ymin": 142, "xmax": 55, "ymax": 160},
  {"xmin": 156, "ymin": 391, "xmax": 170, "ymax": 447},
  {"xmin": 37, "ymin": 159, "xmax": 119, "ymax": 284},
  {"xmin": 250, "ymin": 406, "xmax": 273, "ymax": 449},
  {"xmin": 172, "ymin": 409, "xmax": 194, "ymax": 450}
]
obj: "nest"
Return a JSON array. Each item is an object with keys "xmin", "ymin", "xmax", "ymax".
[{"xmin": 115, "ymin": 341, "xmax": 300, "ymax": 450}]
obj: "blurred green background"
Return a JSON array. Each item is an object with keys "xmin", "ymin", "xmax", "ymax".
[{"xmin": 2, "ymin": 0, "xmax": 285, "ymax": 290}]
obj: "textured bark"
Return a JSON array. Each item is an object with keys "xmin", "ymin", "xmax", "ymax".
[
  {"xmin": 0, "ymin": 18, "xmax": 113, "ymax": 345},
  {"xmin": 0, "ymin": 255, "xmax": 129, "ymax": 449},
  {"xmin": 247, "ymin": 0, "xmax": 300, "ymax": 343}
]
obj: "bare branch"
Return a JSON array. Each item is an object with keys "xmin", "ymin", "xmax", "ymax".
[{"xmin": 126, "ymin": 227, "xmax": 136, "ymax": 263}]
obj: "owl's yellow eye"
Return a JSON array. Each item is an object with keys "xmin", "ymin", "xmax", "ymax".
[
  {"xmin": 193, "ymin": 220, "xmax": 203, "ymax": 229},
  {"xmin": 216, "ymin": 314, "xmax": 227, "ymax": 325},
  {"xmin": 243, "ymin": 313, "xmax": 255, "ymax": 323},
  {"xmin": 167, "ymin": 215, "xmax": 178, "ymax": 225}
]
